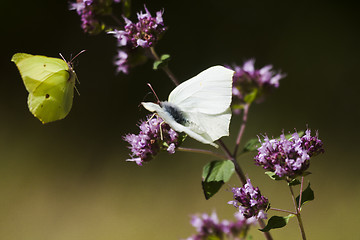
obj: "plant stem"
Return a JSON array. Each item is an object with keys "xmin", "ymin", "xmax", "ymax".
[
  {"xmin": 233, "ymin": 103, "xmax": 250, "ymax": 157},
  {"xmin": 258, "ymin": 220, "xmax": 274, "ymax": 240},
  {"xmin": 296, "ymin": 212, "xmax": 307, "ymax": 240},
  {"xmin": 298, "ymin": 176, "xmax": 305, "ymax": 211},
  {"xmin": 218, "ymin": 139, "xmax": 273, "ymax": 240},
  {"xmin": 289, "ymin": 183, "xmax": 307, "ymax": 240},
  {"xmin": 149, "ymin": 47, "xmax": 179, "ymax": 86},
  {"xmin": 217, "ymin": 140, "xmax": 247, "ymax": 185},
  {"xmin": 177, "ymin": 147, "xmax": 227, "ymax": 160}
]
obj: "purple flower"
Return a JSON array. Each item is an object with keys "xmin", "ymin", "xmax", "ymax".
[
  {"xmin": 228, "ymin": 59, "xmax": 286, "ymax": 114},
  {"xmin": 254, "ymin": 129, "xmax": 324, "ymax": 178},
  {"xmin": 124, "ymin": 115, "xmax": 182, "ymax": 166},
  {"xmin": 114, "ymin": 49, "xmax": 129, "ymax": 74},
  {"xmin": 301, "ymin": 129, "xmax": 325, "ymax": 157},
  {"xmin": 183, "ymin": 211, "xmax": 255, "ymax": 240},
  {"xmin": 69, "ymin": 0, "xmax": 120, "ymax": 34},
  {"xmin": 108, "ymin": 29, "xmax": 129, "ymax": 46},
  {"xmin": 228, "ymin": 179, "xmax": 270, "ymax": 220},
  {"xmin": 109, "ymin": 5, "xmax": 166, "ymax": 48},
  {"xmin": 69, "ymin": 0, "xmax": 99, "ymax": 34}
]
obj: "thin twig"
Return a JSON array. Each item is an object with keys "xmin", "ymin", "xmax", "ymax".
[
  {"xmin": 289, "ymin": 184, "xmax": 307, "ymax": 240},
  {"xmin": 298, "ymin": 176, "xmax": 304, "ymax": 212},
  {"xmin": 233, "ymin": 103, "xmax": 250, "ymax": 157},
  {"xmin": 269, "ymin": 207, "xmax": 296, "ymax": 215}
]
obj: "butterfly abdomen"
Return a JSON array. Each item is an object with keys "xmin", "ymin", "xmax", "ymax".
[{"xmin": 160, "ymin": 102, "xmax": 188, "ymax": 125}]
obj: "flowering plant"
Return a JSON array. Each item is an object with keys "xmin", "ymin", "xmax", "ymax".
[{"xmin": 69, "ymin": 1, "xmax": 324, "ymax": 239}]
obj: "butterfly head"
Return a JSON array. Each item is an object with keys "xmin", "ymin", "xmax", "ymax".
[{"xmin": 59, "ymin": 50, "xmax": 86, "ymax": 72}]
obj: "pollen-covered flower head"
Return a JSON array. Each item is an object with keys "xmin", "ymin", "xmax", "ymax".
[
  {"xmin": 228, "ymin": 59, "xmax": 286, "ymax": 114},
  {"xmin": 254, "ymin": 129, "xmax": 324, "ymax": 178},
  {"xmin": 123, "ymin": 115, "xmax": 183, "ymax": 166},
  {"xmin": 228, "ymin": 179, "xmax": 270, "ymax": 220}
]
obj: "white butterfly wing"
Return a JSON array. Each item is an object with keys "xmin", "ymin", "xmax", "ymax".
[
  {"xmin": 168, "ymin": 65, "xmax": 234, "ymax": 114},
  {"xmin": 186, "ymin": 107, "xmax": 232, "ymax": 142}
]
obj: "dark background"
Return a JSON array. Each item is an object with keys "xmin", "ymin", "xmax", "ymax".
[{"xmin": 1, "ymin": 0, "xmax": 359, "ymax": 239}]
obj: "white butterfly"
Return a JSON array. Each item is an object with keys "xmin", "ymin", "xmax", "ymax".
[{"xmin": 142, "ymin": 65, "xmax": 234, "ymax": 148}]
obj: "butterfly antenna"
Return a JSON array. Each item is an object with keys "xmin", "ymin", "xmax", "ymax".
[
  {"xmin": 70, "ymin": 49, "xmax": 86, "ymax": 63},
  {"xmin": 59, "ymin": 53, "xmax": 66, "ymax": 62},
  {"xmin": 147, "ymin": 83, "xmax": 160, "ymax": 103}
]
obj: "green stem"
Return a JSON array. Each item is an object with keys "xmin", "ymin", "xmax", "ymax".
[
  {"xmin": 288, "ymin": 183, "xmax": 307, "ymax": 240},
  {"xmin": 217, "ymin": 139, "xmax": 273, "ymax": 240}
]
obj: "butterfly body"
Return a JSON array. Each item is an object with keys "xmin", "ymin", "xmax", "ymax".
[
  {"xmin": 142, "ymin": 65, "xmax": 234, "ymax": 147},
  {"xmin": 12, "ymin": 53, "xmax": 77, "ymax": 124},
  {"xmin": 160, "ymin": 102, "xmax": 188, "ymax": 125}
]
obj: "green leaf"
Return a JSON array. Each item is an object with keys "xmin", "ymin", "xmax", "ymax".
[
  {"xmin": 265, "ymin": 171, "xmax": 286, "ymax": 181},
  {"xmin": 202, "ymin": 160, "xmax": 235, "ymax": 199},
  {"xmin": 244, "ymin": 88, "xmax": 258, "ymax": 104},
  {"xmin": 259, "ymin": 215, "xmax": 294, "ymax": 232},
  {"xmin": 242, "ymin": 138, "xmax": 261, "ymax": 153},
  {"xmin": 207, "ymin": 235, "xmax": 221, "ymax": 240},
  {"xmin": 296, "ymin": 183, "xmax": 314, "ymax": 208},
  {"xmin": 153, "ymin": 54, "xmax": 171, "ymax": 70},
  {"xmin": 232, "ymin": 103, "xmax": 245, "ymax": 111},
  {"xmin": 288, "ymin": 178, "xmax": 301, "ymax": 186}
]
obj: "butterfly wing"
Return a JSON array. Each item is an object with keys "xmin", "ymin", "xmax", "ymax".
[
  {"xmin": 168, "ymin": 65, "xmax": 234, "ymax": 114},
  {"xmin": 27, "ymin": 71, "xmax": 75, "ymax": 123},
  {"xmin": 12, "ymin": 53, "xmax": 75, "ymax": 123},
  {"xmin": 168, "ymin": 65, "xmax": 234, "ymax": 142},
  {"xmin": 185, "ymin": 108, "xmax": 232, "ymax": 142}
]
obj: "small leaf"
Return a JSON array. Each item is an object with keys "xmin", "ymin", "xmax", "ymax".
[
  {"xmin": 244, "ymin": 88, "xmax": 258, "ymax": 104},
  {"xmin": 153, "ymin": 54, "xmax": 171, "ymax": 70},
  {"xmin": 259, "ymin": 215, "xmax": 294, "ymax": 232},
  {"xmin": 265, "ymin": 171, "xmax": 286, "ymax": 181},
  {"xmin": 242, "ymin": 138, "xmax": 261, "ymax": 153},
  {"xmin": 202, "ymin": 160, "xmax": 235, "ymax": 199},
  {"xmin": 288, "ymin": 178, "xmax": 301, "ymax": 186},
  {"xmin": 232, "ymin": 103, "xmax": 245, "ymax": 111},
  {"xmin": 207, "ymin": 235, "xmax": 221, "ymax": 240},
  {"xmin": 296, "ymin": 183, "xmax": 314, "ymax": 208}
]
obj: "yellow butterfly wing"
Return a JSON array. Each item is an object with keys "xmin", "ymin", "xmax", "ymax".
[{"xmin": 11, "ymin": 53, "xmax": 76, "ymax": 124}]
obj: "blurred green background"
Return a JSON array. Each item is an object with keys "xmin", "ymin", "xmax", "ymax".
[{"xmin": 1, "ymin": 0, "xmax": 359, "ymax": 239}]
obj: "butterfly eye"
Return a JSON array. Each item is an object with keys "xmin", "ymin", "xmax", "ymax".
[{"xmin": 45, "ymin": 94, "xmax": 50, "ymax": 99}]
